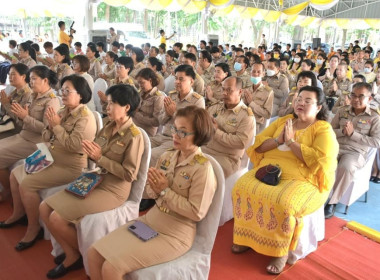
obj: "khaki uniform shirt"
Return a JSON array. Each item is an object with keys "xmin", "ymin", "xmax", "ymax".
[
  {"xmin": 157, "ymin": 72, "xmax": 165, "ymax": 91},
  {"xmin": 1, "ymin": 84, "xmax": 32, "ymax": 128},
  {"xmin": 350, "ymin": 59, "xmax": 366, "ymax": 74},
  {"xmin": 278, "ymin": 88, "xmax": 297, "ymax": 117},
  {"xmin": 19, "ymin": 57, "xmax": 37, "ymax": 69},
  {"xmin": 20, "ymin": 89, "xmax": 61, "ymax": 143},
  {"xmin": 53, "ymin": 63, "xmax": 74, "ymax": 91},
  {"xmin": 234, "ymin": 70, "xmax": 253, "ymax": 89},
  {"xmin": 205, "ymin": 100, "xmax": 255, "ymax": 166},
  {"xmin": 242, "ymin": 83, "xmax": 274, "ymax": 132},
  {"xmin": 159, "ymin": 89, "xmax": 205, "ymax": 136},
  {"xmin": 133, "ymin": 87, "xmax": 165, "ymax": 137},
  {"xmin": 96, "ymin": 118, "xmax": 144, "ymax": 192},
  {"xmin": 205, "ymin": 80, "xmax": 223, "ymax": 106},
  {"xmin": 103, "ymin": 63, "xmax": 116, "ymax": 80},
  {"xmin": 331, "ymin": 105, "xmax": 380, "ymax": 155},
  {"xmin": 281, "ymin": 69, "xmax": 295, "ymax": 90},
  {"xmin": 201, "ymin": 63, "xmax": 215, "ymax": 86},
  {"xmin": 145, "ymin": 147, "xmax": 216, "ymax": 223},
  {"xmin": 42, "ymin": 104, "xmax": 96, "ymax": 154},
  {"xmin": 129, "ymin": 62, "xmax": 145, "ymax": 87},
  {"xmin": 332, "ymin": 92, "xmax": 351, "ymax": 114},
  {"xmin": 266, "ymin": 72, "xmax": 289, "ymax": 113},
  {"xmin": 102, "ymin": 77, "xmax": 136, "ymax": 114},
  {"xmin": 324, "ymin": 77, "xmax": 351, "ymax": 97},
  {"xmin": 193, "ymin": 73, "xmax": 205, "ymax": 96},
  {"xmin": 212, "ymin": 56, "xmax": 226, "ymax": 65},
  {"xmin": 88, "ymin": 58, "xmax": 102, "ymax": 81},
  {"xmin": 163, "ymin": 61, "xmax": 178, "ymax": 79}
]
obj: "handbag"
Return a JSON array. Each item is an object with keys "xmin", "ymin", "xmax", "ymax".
[
  {"xmin": 255, "ymin": 164, "xmax": 282, "ymax": 186},
  {"xmin": 25, "ymin": 143, "xmax": 54, "ymax": 174},
  {"xmin": 65, "ymin": 173, "xmax": 103, "ymax": 198},
  {"xmin": 0, "ymin": 115, "xmax": 15, "ymax": 133}
]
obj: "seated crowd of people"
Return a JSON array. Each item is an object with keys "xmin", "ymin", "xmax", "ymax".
[{"xmin": 0, "ymin": 29, "xmax": 379, "ymax": 279}]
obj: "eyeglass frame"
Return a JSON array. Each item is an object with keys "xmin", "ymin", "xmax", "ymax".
[
  {"xmin": 294, "ymin": 97, "xmax": 317, "ymax": 105},
  {"xmin": 61, "ymin": 88, "xmax": 78, "ymax": 96},
  {"xmin": 170, "ymin": 125, "xmax": 195, "ymax": 138},
  {"xmin": 349, "ymin": 92, "xmax": 370, "ymax": 101}
]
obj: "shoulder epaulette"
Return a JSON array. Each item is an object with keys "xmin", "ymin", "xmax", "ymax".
[
  {"xmin": 244, "ymin": 106, "xmax": 254, "ymax": 116},
  {"xmin": 192, "ymin": 93, "xmax": 201, "ymax": 99},
  {"xmin": 168, "ymin": 90, "xmax": 177, "ymax": 95},
  {"xmin": 156, "ymin": 91, "xmax": 164, "ymax": 96},
  {"xmin": 80, "ymin": 106, "xmax": 88, "ymax": 117},
  {"xmin": 166, "ymin": 147, "xmax": 175, "ymax": 151},
  {"xmin": 265, "ymin": 85, "xmax": 272, "ymax": 91},
  {"xmin": 129, "ymin": 124, "xmax": 140, "ymax": 137},
  {"xmin": 49, "ymin": 93, "xmax": 56, "ymax": 98},
  {"xmin": 194, "ymin": 154, "xmax": 208, "ymax": 165}
]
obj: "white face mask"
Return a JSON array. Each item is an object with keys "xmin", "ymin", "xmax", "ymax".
[
  {"xmin": 316, "ymin": 59, "xmax": 323, "ymax": 65},
  {"xmin": 266, "ymin": 69, "xmax": 276, "ymax": 77},
  {"xmin": 294, "ymin": 58, "xmax": 301, "ymax": 63},
  {"xmin": 364, "ymin": 67, "xmax": 371, "ymax": 73}
]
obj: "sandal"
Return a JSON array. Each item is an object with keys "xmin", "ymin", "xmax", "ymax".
[
  {"xmin": 231, "ymin": 244, "xmax": 250, "ymax": 254},
  {"xmin": 266, "ymin": 255, "xmax": 288, "ymax": 275}
]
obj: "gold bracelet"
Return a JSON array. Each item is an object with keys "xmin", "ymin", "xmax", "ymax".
[
  {"xmin": 286, "ymin": 138, "xmax": 295, "ymax": 146},
  {"xmin": 273, "ymin": 138, "xmax": 280, "ymax": 146}
]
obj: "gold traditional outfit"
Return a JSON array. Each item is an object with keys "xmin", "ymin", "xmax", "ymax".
[{"xmin": 232, "ymin": 115, "xmax": 338, "ymax": 257}]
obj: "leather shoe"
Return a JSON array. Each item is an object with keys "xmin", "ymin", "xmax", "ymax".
[
  {"xmin": 139, "ymin": 199, "xmax": 155, "ymax": 212},
  {"xmin": 47, "ymin": 256, "xmax": 83, "ymax": 279},
  {"xmin": 324, "ymin": 204, "xmax": 336, "ymax": 219},
  {"xmin": 370, "ymin": 176, "xmax": 376, "ymax": 182},
  {"xmin": 15, "ymin": 227, "xmax": 44, "ymax": 251},
  {"xmin": 54, "ymin": 253, "xmax": 66, "ymax": 265},
  {"xmin": 0, "ymin": 215, "xmax": 28, "ymax": 229},
  {"xmin": 373, "ymin": 177, "xmax": 380, "ymax": 184}
]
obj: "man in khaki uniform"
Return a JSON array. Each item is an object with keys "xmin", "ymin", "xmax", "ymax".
[
  {"xmin": 150, "ymin": 65, "xmax": 205, "ymax": 167},
  {"xmin": 210, "ymin": 46, "xmax": 226, "ymax": 65},
  {"xmin": 197, "ymin": 50, "xmax": 215, "ymax": 86},
  {"xmin": 232, "ymin": 55, "xmax": 253, "ymax": 89},
  {"xmin": 182, "ymin": 52, "xmax": 205, "ymax": 95},
  {"xmin": 227, "ymin": 48, "xmax": 244, "ymax": 70},
  {"xmin": 242, "ymin": 62, "xmax": 274, "ymax": 133},
  {"xmin": 350, "ymin": 50, "xmax": 366, "ymax": 74},
  {"xmin": 326, "ymin": 82, "xmax": 380, "ymax": 218},
  {"xmin": 266, "ymin": 58, "xmax": 289, "ymax": 117},
  {"xmin": 202, "ymin": 76, "xmax": 255, "ymax": 177}
]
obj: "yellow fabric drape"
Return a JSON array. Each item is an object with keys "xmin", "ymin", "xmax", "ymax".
[
  {"xmin": 141, "ymin": 0, "xmax": 173, "ymax": 10},
  {"xmin": 210, "ymin": 0, "xmax": 231, "ymax": 6},
  {"xmin": 214, "ymin": 5, "xmax": 235, "ymax": 16},
  {"xmin": 286, "ymin": 15, "xmax": 299, "ymax": 25},
  {"xmin": 282, "ymin": 1, "xmax": 309, "ymax": 15},
  {"xmin": 264, "ymin": 10, "xmax": 282, "ymax": 22},
  {"xmin": 236, "ymin": 6, "xmax": 260, "ymax": 19},
  {"xmin": 310, "ymin": 0, "xmax": 334, "ymax": 4},
  {"xmin": 365, "ymin": 19, "xmax": 380, "ymax": 29},
  {"xmin": 299, "ymin": 16, "xmax": 316, "ymax": 27},
  {"xmin": 177, "ymin": 0, "xmax": 207, "ymax": 14},
  {"xmin": 104, "ymin": 0, "xmax": 132, "ymax": 6},
  {"xmin": 279, "ymin": 0, "xmax": 283, "ymax": 6},
  {"xmin": 335, "ymin": 19, "xmax": 350, "ymax": 29}
]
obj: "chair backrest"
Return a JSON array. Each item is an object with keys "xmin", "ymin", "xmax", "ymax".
[
  {"xmin": 4, "ymin": 85, "xmax": 15, "ymax": 95},
  {"xmin": 164, "ymin": 74, "xmax": 175, "ymax": 94},
  {"xmin": 191, "ymin": 154, "xmax": 225, "ymax": 255},
  {"xmin": 93, "ymin": 78, "xmax": 108, "ymax": 113},
  {"xmin": 127, "ymin": 128, "xmax": 151, "ymax": 204},
  {"xmin": 92, "ymin": 111, "xmax": 103, "ymax": 134},
  {"xmin": 240, "ymin": 133, "xmax": 256, "ymax": 170}
]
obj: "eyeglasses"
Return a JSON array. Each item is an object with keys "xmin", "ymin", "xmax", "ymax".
[
  {"xmin": 61, "ymin": 88, "xmax": 77, "ymax": 96},
  {"xmin": 170, "ymin": 126, "xmax": 195, "ymax": 138},
  {"xmin": 349, "ymin": 93, "xmax": 369, "ymax": 100},
  {"xmin": 115, "ymin": 64, "xmax": 125, "ymax": 69},
  {"xmin": 294, "ymin": 97, "xmax": 316, "ymax": 105}
]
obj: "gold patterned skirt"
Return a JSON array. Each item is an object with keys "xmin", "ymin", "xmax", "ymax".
[{"xmin": 232, "ymin": 170, "xmax": 329, "ymax": 257}]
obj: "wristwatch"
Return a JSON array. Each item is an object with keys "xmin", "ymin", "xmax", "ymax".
[
  {"xmin": 160, "ymin": 187, "xmax": 169, "ymax": 196},
  {"xmin": 286, "ymin": 138, "xmax": 295, "ymax": 146}
]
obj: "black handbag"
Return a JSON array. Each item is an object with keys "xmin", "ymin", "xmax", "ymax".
[{"xmin": 255, "ymin": 164, "xmax": 282, "ymax": 186}]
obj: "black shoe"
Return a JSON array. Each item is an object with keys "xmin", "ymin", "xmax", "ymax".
[
  {"xmin": 0, "ymin": 215, "xmax": 28, "ymax": 229},
  {"xmin": 15, "ymin": 227, "xmax": 44, "ymax": 251},
  {"xmin": 46, "ymin": 256, "xmax": 83, "ymax": 279},
  {"xmin": 54, "ymin": 253, "xmax": 66, "ymax": 265},
  {"xmin": 374, "ymin": 177, "xmax": 380, "ymax": 184},
  {"xmin": 370, "ymin": 176, "xmax": 376, "ymax": 182},
  {"xmin": 139, "ymin": 199, "xmax": 155, "ymax": 212},
  {"xmin": 324, "ymin": 204, "xmax": 336, "ymax": 219}
]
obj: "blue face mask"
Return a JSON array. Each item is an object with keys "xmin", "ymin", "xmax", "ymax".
[
  {"xmin": 234, "ymin": 62, "xmax": 242, "ymax": 71},
  {"xmin": 250, "ymin": 76, "xmax": 261, "ymax": 85}
]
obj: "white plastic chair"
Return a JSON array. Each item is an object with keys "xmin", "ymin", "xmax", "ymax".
[
  {"xmin": 163, "ymin": 74, "xmax": 175, "ymax": 94},
  {"xmin": 219, "ymin": 135, "xmax": 255, "ymax": 226},
  {"xmin": 338, "ymin": 147, "xmax": 376, "ymax": 214},
  {"xmin": 125, "ymin": 154, "xmax": 225, "ymax": 280},
  {"xmin": 93, "ymin": 78, "xmax": 108, "ymax": 114}
]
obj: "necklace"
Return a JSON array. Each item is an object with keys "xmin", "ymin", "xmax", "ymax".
[{"xmin": 293, "ymin": 119, "xmax": 315, "ymax": 141}]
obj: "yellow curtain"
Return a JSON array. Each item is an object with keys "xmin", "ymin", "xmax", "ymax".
[
  {"xmin": 140, "ymin": 0, "xmax": 172, "ymax": 10},
  {"xmin": 310, "ymin": 0, "xmax": 334, "ymax": 4},
  {"xmin": 282, "ymin": 1, "xmax": 310, "ymax": 15},
  {"xmin": 264, "ymin": 10, "xmax": 281, "ymax": 22},
  {"xmin": 177, "ymin": 0, "xmax": 207, "ymax": 14},
  {"xmin": 236, "ymin": 6, "xmax": 260, "ymax": 19},
  {"xmin": 104, "ymin": 0, "xmax": 132, "ymax": 6},
  {"xmin": 279, "ymin": 0, "xmax": 283, "ymax": 6},
  {"xmin": 299, "ymin": 16, "xmax": 315, "ymax": 27},
  {"xmin": 335, "ymin": 19, "xmax": 350, "ymax": 29},
  {"xmin": 286, "ymin": 15, "xmax": 299, "ymax": 25},
  {"xmin": 210, "ymin": 0, "xmax": 231, "ymax": 6},
  {"xmin": 365, "ymin": 19, "xmax": 380, "ymax": 29},
  {"xmin": 214, "ymin": 5, "xmax": 235, "ymax": 16}
]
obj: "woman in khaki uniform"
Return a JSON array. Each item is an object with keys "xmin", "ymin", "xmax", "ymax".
[
  {"xmin": 87, "ymin": 106, "xmax": 217, "ymax": 280},
  {"xmin": 51, "ymin": 44, "xmax": 74, "ymax": 92},
  {"xmin": 0, "ymin": 63, "xmax": 32, "ymax": 139},
  {"xmin": 0, "ymin": 66, "xmax": 60, "ymax": 202},
  {"xmin": 0, "ymin": 75, "xmax": 96, "ymax": 251},
  {"xmin": 87, "ymin": 44, "xmax": 102, "ymax": 81},
  {"xmin": 12, "ymin": 42, "xmax": 37, "ymax": 69},
  {"xmin": 39, "ymin": 84, "xmax": 144, "ymax": 279},
  {"xmin": 205, "ymin": 62, "xmax": 231, "ymax": 106},
  {"xmin": 129, "ymin": 47, "xmax": 146, "ymax": 87},
  {"xmin": 133, "ymin": 68, "xmax": 165, "ymax": 137},
  {"xmin": 147, "ymin": 57, "xmax": 165, "ymax": 91},
  {"xmin": 98, "ymin": 51, "xmax": 117, "ymax": 82}
]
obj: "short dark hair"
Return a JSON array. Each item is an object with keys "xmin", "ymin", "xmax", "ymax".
[
  {"xmin": 58, "ymin": 21, "xmax": 65, "ymax": 28},
  {"xmin": 9, "ymin": 63, "xmax": 30, "ymax": 83},
  {"xmin": 200, "ymin": 40, "xmax": 206, "ymax": 46},
  {"xmin": 166, "ymin": 50, "xmax": 176, "ymax": 58},
  {"xmin": 174, "ymin": 64, "xmax": 195, "ymax": 80},
  {"xmin": 131, "ymin": 47, "xmax": 144, "ymax": 62},
  {"xmin": 43, "ymin": 41, "xmax": 53, "ymax": 49},
  {"xmin": 96, "ymin": 41, "xmax": 104, "ymax": 49},
  {"xmin": 136, "ymin": 68, "xmax": 160, "ymax": 87},
  {"xmin": 215, "ymin": 63, "xmax": 231, "ymax": 78},
  {"xmin": 54, "ymin": 44, "xmax": 71, "ymax": 64},
  {"xmin": 302, "ymin": 59, "xmax": 315, "ymax": 70},
  {"xmin": 280, "ymin": 57, "xmax": 289, "ymax": 65},
  {"xmin": 210, "ymin": 46, "xmax": 220, "ymax": 54},
  {"xmin": 19, "ymin": 42, "xmax": 36, "ymax": 62},
  {"xmin": 150, "ymin": 46, "xmax": 159, "ymax": 55},
  {"xmin": 109, "ymin": 27, "xmax": 115, "ymax": 32},
  {"xmin": 117, "ymin": 56, "xmax": 134, "ymax": 72},
  {"xmin": 237, "ymin": 55, "xmax": 250, "ymax": 69},
  {"xmin": 31, "ymin": 43, "xmax": 40, "ymax": 52},
  {"xmin": 111, "ymin": 41, "xmax": 120, "ymax": 48},
  {"xmin": 159, "ymin": 43, "xmax": 166, "ymax": 52},
  {"xmin": 268, "ymin": 58, "xmax": 280, "ymax": 68},
  {"xmin": 184, "ymin": 52, "xmax": 197, "ymax": 63},
  {"xmin": 175, "ymin": 106, "xmax": 214, "ymax": 147},
  {"xmin": 74, "ymin": 42, "xmax": 82, "ymax": 48},
  {"xmin": 9, "ymin": 40, "xmax": 17, "ymax": 48},
  {"xmin": 352, "ymin": 82, "xmax": 372, "ymax": 94},
  {"xmin": 28, "ymin": 65, "xmax": 58, "ymax": 88},
  {"xmin": 106, "ymin": 51, "xmax": 118, "ymax": 61},
  {"xmin": 365, "ymin": 60, "xmax": 374, "ymax": 68},
  {"xmin": 145, "ymin": 42, "xmax": 151, "ymax": 48},
  {"xmin": 353, "ymin": 74, "xmax": 366, "ymax": 83},
  {"xmin": 297, "ymin": 71, "xmax": 317, "ymax": 87},
  {"xmin": 105, "ymin": 84, "xmax": 140, "ymax": 117},
  {"xmin": 174, "ymin": 42, "xmax": 183, "ymax": 50},
  {"xmin": 125, "ymin": 44, "xmax": 133, "ymax": 50},
  {"xmin": 61, "ymin": 74, "xmax": 92, "ymax": 104},
  {"xmin": 296, "ymin": 86, "xmax": 328, "ymax": 121},
  {"xmin": 72, "ymin": 55, "xmax": 90, "ymax": 72},
  {"xmin": 200, "ymin": 50, "xmax": 212, "ymax": 63},
  {"xmin": 148, "ymin": 57, "xmax": 163, "ymax": 72},
  {"xmin": 87, "ymin": 43, "xmax": 100, "ymax": 58}
]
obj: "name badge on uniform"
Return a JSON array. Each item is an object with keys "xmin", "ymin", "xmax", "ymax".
[
  {"xmin": 116, "ymin": 141, "xmax": 125, "ymax": 147},
  {"xmin": 160, "ymin": 159, "xmax": 170, "ymax": 170},
  {"xmin": 226, "ymin": 118, "xmax": 238, "ymax": 127},
  {"xmin": 180, "ymin": 171, "xmax": 190, "ymax": 180},
  {"xmin": 358, "ymin": 119, "xmax": 370, "ymax": 124}
]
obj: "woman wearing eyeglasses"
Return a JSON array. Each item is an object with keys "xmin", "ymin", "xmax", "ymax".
[
  {"xmin": 87, "ymin": 106, "xmax": 217, "ymax": 280},
  {"xmin": 0, "ymin": 74, "xmax": 96, "ymax": 253},
  {"xmin": 231, "ymin": 86, "xmax": 339, "ymax": 275}
]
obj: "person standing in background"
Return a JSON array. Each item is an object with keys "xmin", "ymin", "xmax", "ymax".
[{"xmin": 58, "ymin": 21, "xmax": 74, "ymax": 48}]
